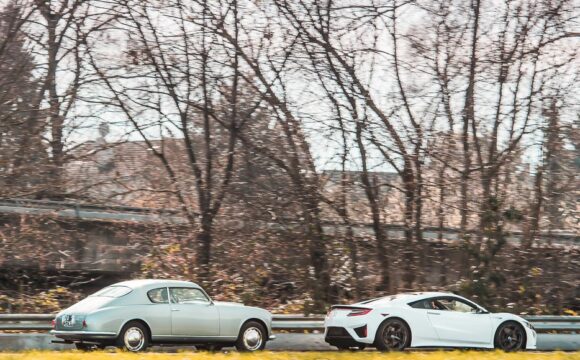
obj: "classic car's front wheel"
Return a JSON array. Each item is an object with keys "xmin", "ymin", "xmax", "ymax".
[
  {"xmin": 235, "ymin": 321, "xmax": 267, "ymax": 351},
  {"xmin": 117, "ymin": 321, "xmax": 149, "ymax": 352}
]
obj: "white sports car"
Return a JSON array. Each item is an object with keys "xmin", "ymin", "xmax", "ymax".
[{"xmin": 324, "ymin": 292, "xmax": 536, "ymax": 351}]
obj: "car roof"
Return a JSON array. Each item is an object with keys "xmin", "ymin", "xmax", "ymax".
[
  {"xmin": 111, "ymin": 279, "xmax": 200, "ymax": 289},
  {"xmin": 356, "ymin": 292, "xmax": 463, "ymax": 306}
]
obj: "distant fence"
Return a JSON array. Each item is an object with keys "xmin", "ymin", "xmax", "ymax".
[{"xmin": 1, "ymin": 314, "xmax": 579, "ymax": 333}]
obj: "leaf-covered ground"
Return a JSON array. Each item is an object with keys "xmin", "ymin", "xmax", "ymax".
[{"xmin": 0, "ymin": 351, "xmax": 578, "ymax": 360}]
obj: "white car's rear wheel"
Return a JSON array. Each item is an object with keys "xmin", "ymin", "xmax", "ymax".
[
  {"xmin": 117, "ymin": 321, "xmax": 149, "ymax": 352},
  {"xmin": 375, "ymin": 318, "xmax": 411, "ymax": 351}
]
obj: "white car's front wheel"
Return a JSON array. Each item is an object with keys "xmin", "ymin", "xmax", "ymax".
[
  {"xmin": 494, "ymin": 321, "xmax": 526, "ymax": 351},
  {"xmin": 235, "ymin": 321, "xmax": 266, "ymax": 351}
]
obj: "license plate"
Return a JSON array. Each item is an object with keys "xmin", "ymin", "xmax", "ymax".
[{"xmin": 62, "ymin": 315, "xmax": 75, "ymax": 327}]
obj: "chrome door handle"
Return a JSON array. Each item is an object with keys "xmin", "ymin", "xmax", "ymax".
[
  {"xmin": 171, "ymin": 309, "xmax": 180, "ymax": 312},
  {"xmin": 427, "ymin": 311, "xmax": 441, "ymax": 315}
]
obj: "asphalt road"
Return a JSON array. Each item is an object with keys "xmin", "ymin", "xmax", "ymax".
[{"xmin": 0, "ymin": 333, "xmax": 579, "ymax": 351}]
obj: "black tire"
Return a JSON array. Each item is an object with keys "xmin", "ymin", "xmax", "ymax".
[
  {"xmin": 116, "ymin": 321, "xmax": 149, "ymax": 352},
  {"xmin": 374, "ymin": 318, "xmax": 411, "ymax": 351},
  {"xmin": 494, "ymin": 321, "xmax": 526, "ymax": 351},
  {"xmin": 235, "ymin": 321, "xmax": 267, "ymax": 352}
]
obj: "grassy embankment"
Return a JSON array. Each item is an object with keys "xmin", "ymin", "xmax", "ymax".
[{"xmin": 0, "ymin": 351, "xmax": 579, "ymax": 360}]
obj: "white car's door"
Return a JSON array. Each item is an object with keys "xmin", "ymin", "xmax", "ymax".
[
  {"xmin": 169, "ymin": 287, "xmax": 219, "ymax": 337},
  {"xmin": 426, "ymin": 297, "xmax": 493, "ymax": 346}
]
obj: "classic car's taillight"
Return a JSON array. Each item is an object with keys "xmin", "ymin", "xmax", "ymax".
[{"xmin": 51, "ymin": 319, "xmax": 56, "ymax": 329}]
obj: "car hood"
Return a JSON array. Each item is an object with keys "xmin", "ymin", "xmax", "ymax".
[
  {"xmin": 60, "ymin": 296, "xmax": 116, "ymax": 315},
  {"xmin": 491, "ymin": 312, "xmax": 526, "ymax": 322},
  {"xmin": 214, "ymin": 301, "xmax": 244, "ymax": 307}
]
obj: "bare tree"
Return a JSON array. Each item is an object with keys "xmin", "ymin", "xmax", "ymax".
[{"xmin": 87, "ymin": 0, "xmax": 248, "ymax": 283}]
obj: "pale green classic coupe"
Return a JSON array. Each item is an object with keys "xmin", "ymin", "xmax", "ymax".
[{"xmin": 50, "ymin": 279, "xmax": 274, "ymax": 352}]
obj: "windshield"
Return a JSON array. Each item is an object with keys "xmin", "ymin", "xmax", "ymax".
[{"xmin": 90, "ymin": 286, "xmax": 132, "ymax": 298}]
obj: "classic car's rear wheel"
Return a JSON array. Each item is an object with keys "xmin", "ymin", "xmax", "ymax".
[
  {"xmin": 117, "ymin": 321, "xmax": 149, "ymax": 352},
  {"xmin": 235, "ymin": 321, "xmax": 266, "ymax": 351}
]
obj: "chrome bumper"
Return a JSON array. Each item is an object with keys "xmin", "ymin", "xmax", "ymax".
[{"xmin": 50, "ymin": 330, "xmax": 117, "ymax": 339}]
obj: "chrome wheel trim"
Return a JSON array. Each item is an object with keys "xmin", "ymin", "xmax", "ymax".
[
  {"xmin": 498, "ymin": 324, "xmax": 524, "ymax": 351},
  {"xmin": 383, "ymin": 321, "xmax": 407, "ymax": 350},
  {"xmin": 242, "ymin": 327, "xmax": 263, "ymax": 351},
  {"xmin": 124, "ymin": 326, "xmax": 145, "ymax": 351}
]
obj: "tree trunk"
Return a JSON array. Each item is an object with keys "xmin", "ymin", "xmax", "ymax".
[
  {"xmin": 414, "ymin": 160, "xmax": 425, "ymax": 286},
  {"xmin": 303, "ymin": 196, "xmax": 331, "ymax": 311},
  {"xmin": 46, "ymin": 14, "xmax": 64, "ymax": 196},
  {"xmin": 195, "ymin": 215, "xmax": 214, "ymax": 285},
  {"xmin": 402, "ymin": 163, "xmax": 415, "ymax": 290},
  {"xmin": 355, "ymin": 120, "xmax": 390, "ymax": 292}
]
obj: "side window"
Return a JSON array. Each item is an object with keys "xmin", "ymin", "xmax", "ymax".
[
  {"xmin": 409, "ymin": 300, "xmax": 431, "ymax": 309},
  {"xmin": 169, "ymin": 287, "xmax": 210, "ymax": 304},
  {"xmin": 409, "ymin": 298, "xmax": 450, "ymax": 310},
  {"xmin": 436, "ymin": 297, "xmax": 478, "ymax": 313},
  {"xmin": 147, "ymin": 287, "xmax": 169, "ymax": 304}
]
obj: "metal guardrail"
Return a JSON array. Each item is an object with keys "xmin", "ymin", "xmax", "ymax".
[{"xmin": 1, "ymin": 314, "xmax": 579, "ymax": 333}]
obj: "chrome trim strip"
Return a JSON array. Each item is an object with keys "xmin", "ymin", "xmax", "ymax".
[
  {"xmin": 50, "ymin": 330, "xmax": 116, "ymax": 336},
  {"xmin": 153, "ymin": 335, "xmax": 236, "ymax": 339},
  {"xmin": 269, "ymin": 334, "xmax": 276, "ymax": 340}
]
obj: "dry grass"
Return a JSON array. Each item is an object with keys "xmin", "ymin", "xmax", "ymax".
[{"xmin": 0, "ymin": 351, "xmax": 578, "ymax": 360}]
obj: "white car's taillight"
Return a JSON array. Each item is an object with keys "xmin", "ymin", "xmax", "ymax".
[{"xmin": 347, "ymin": 308, "xmax": 372, "ymax": 317}]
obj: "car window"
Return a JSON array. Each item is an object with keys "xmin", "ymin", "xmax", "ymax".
[
  {"xmin": 91, "ymin": 286, "xmax": 132, "ymax": 298},
  {"xmin": 169, "ymin": 287, "xmax": 209, "ymax": 304},
  {"xmin": 147, "ymin": 287, "xmax": 169, "ymax": 304},
  {"xmin": 435, "ymin": 297, "xmax": 478, "ymax": 313},
  {"xmin": 409, "ymin": 299, "xmax": 431, "ymax": 309}
]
